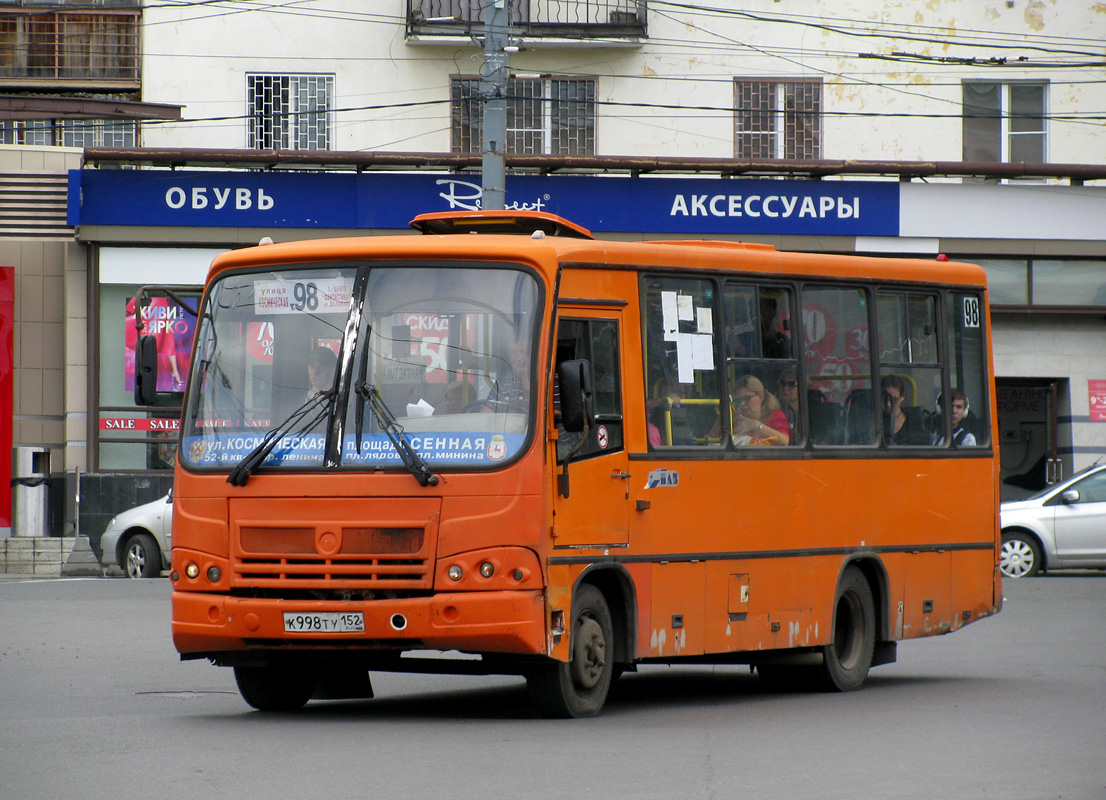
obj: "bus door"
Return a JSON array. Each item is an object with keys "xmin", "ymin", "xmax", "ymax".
[{"xmin": 552, "ymin": 313, "xmax": 630, "ymax": 548}]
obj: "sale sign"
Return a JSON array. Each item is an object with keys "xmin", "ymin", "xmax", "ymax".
[{"xmin": 1089, "ymin": 380, "xmax": 1106, "ymax": 422}]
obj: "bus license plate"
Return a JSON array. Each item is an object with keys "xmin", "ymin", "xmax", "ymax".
[{"xmin": 283, "ymin": 612, "xmax": 365, "ymax": 633}]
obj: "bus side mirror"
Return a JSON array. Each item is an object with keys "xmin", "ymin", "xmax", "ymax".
[
  {"xmin": 134, "ymin": 333, "xmax": 159, "ymax": 406},
  {"xmin": 557, "ymin": 359, "xmax": 594, "ymax": 433}
]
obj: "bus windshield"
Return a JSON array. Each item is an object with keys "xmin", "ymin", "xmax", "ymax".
[{"xmin": 180, "ymin": 263, "xmax": 542, "ymax": 474}]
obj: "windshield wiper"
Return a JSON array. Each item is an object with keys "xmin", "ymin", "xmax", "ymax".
[
  {"xmin": 226, "ymin": 390, "xmax": 334, "ymax": 486},
  {"xmin": 353, "ymin": 382, "xmax": 439, "ymax": 487}
]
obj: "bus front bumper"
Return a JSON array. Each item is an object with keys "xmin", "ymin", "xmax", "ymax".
[{"xmin": 172, "ymin": 589, "xmax": 548, "ymax": 658}]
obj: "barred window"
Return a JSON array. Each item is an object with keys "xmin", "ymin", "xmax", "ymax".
[
  {"xmin": 451, "ymin": 76, "xmax": 595, "ymax": 155},
  {"xmin": 247, "ymin": 74, "xmax": 334, "ymax": 150},
  {"xmin": 734, "ymin": 79, "xmax": 822, "ymax": 159},
  {"xmin": 62, "ymin": 119, "xmax": 135, "ymax": 148},
  {"xmin": 0, "ymin": 10, "xmax": 140, "ymax": 83},
  {"xmin": 0, "ymin": 118, "xmax": 134, "ymax": 146}
]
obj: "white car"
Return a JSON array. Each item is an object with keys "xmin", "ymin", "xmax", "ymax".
[
  {"xmin": 99, "ymin": 493, "xmax": 172, "ymax": 579},
  {"xmin": 1000, "ymin": 464, "xmax": 1106, "ymax": 578}
]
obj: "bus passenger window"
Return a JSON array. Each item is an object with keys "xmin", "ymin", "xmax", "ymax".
[
  {"xmin": 720, "ymin": 284, "xmax": 799, "ymax": 447},
  {"xmin": 945, "ymin": 291, "xmax": 988, "ymax": 447},
  {"xmin": 877, "ymin": 292, "xmax": 940, "ymax": 447},
  {"xmin": 642, "ymin": 276, "xmax": 721, "ymax": 448},
  {"xmin": 803, "ymin": 285, "xmax": 874, "ymax": 446}
]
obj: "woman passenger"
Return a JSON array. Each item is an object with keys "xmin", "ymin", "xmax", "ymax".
[
  {"xmin": 777, "ymin": 367, "xmax": 800, "ymax": 439},
  {"xmin": 730, "ymin": 374, "xmax": 790, "ymax": 446}
]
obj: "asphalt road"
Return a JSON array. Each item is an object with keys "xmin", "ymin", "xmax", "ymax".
[{"xmin": 1, "ymin": 573, "xmax": 1103, "ymax": 800}]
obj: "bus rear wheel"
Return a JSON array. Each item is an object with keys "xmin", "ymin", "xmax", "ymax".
[
  {"xmin": 526, "ymin": 585, "xmax": 614, "ymax": 718},
  {"xmin": 818, "ymin": 565, "xmax": 876, "ymax": 692},
  {"xmin": 234, "ymin": 662, "xmax": 318, "ymax": 711}
]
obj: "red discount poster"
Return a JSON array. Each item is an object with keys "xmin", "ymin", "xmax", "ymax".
[
  {"xmin": 0, "ymin": 266, "xmax": 12, "ymax": 530},
  {"xmin": 1088, "ymin": 380, "xmax": 1106, "ymax": 422}
]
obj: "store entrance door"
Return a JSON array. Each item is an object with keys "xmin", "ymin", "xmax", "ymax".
[{"xmin": 996, "ymin": 379, "xmax": 1061, "ymax": 501}]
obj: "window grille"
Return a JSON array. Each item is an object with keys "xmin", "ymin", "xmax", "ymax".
[
  {"xmin": 735, "ymin": 79, "xmax": 822, "ymax": 159},
  {"xmin": 451, "ymin": 76, "xmax": 596, "ymax": 155},
  {"xmin": 247, "ymin": 74, "xmax": 334, "ymax": 150}
]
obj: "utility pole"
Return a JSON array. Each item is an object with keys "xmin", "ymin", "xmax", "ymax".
[{"xmin": 480, "ymin": 0, "xmax": 510, "ymax": 210}]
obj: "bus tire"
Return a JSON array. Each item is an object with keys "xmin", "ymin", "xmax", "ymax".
[
  {"xmin": 234, "ymin": 662, "xmax": 318, "ymax": 712},
  {"xmin": 526, "ymin": 585, "xmax": 614, "ymax": 718},
  {"xmin": 818, "ymin": 565, "xmax": 876, "ymax": 692}
]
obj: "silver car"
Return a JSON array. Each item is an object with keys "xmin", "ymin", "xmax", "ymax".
[
  {"xmin": 1000, "ymin": 464, "xmax": 1106, "ymax": 578},
  {"xmin": 99, "ymin": 493, "xmax": 172, "ymax": 579}
]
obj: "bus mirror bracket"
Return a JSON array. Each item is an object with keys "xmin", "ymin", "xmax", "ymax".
[
  {"xmin": 131, "ymin": 284, "xmax": 201, "ymax": 406},
  {"xmin": 556, "ymin": 359, "xmax": 594, "ymax": 498},
  {"xmin": 134, "ymin": 334, "xmax": 158, "ymax": 406}
]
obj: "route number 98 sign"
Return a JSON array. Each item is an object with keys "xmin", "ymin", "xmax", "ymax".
[{"xmin": 254, "ymin": 278, "xmax": 353, "ymax": 315}]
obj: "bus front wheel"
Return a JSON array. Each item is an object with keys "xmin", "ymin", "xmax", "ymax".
[
  {"xmin": 234, "ymin": 662, "xmax": 318, "ymax": 712},
  {"xmin": 526, "ymin": 585, "xmax": 614, "ymax": 718},
  {"xmin": 819, "ymin": 565, "xmax": 876, "ymax": 692}
]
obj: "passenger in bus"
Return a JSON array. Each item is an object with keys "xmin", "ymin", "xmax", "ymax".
[
  {"xmin": 760, "ymin": 297, "xmax": 791, "ymax": 359},
  {"xmin": 934, "ymin": 389, "xmax": 977, "ymax": 446},
  {"xmin": 437, "ymin": 380, "xmax": 469, "ymax": 415},
  {"xmin": 777, "ymin": 367, "xmax": 801, "ymax": 439},
  {"xmin": 728, "ymin": 374, "xmax": 790, "ymax": 446},
  {"xmin": 306, "ymin": 346, "xmax": 338, "ymax": 399},
  {"xmin": 647, "ymin": 377, "xmax": 691, "ymax": 446},
  {"xmin": 484, "ymin": 339, "xmax": 530, "ymax": 413},
  {"xmin": 881, "ymin": 374, "xmax": 930, "ymax": 445}
]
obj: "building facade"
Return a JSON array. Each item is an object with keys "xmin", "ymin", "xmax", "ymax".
[{"xmin": 2, "ymin": 0, "xmax": 1105, "ymax": 543}]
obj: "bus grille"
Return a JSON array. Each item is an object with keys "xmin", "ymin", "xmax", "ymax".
[{"xmin": 233, "ymin": 525, "xmax": 433, "ymax": 589}]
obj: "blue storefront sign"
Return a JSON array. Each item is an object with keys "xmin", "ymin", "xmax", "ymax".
[{"xmin": 69, "ymin": 169, "xmax": 899, "ymax": 236}]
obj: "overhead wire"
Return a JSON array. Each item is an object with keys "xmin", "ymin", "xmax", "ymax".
[{"xmin": 3, "ymin": 0, "xmax": 1102, "ymax": 145}]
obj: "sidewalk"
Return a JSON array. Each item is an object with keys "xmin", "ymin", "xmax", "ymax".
[{"xmin": 0, "ymin": 537, "xmax": 104, "ymax": 577}]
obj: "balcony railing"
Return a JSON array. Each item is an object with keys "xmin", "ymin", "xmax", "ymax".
[
  {"xmin": 0, "ymin": 9, "xmax": 140, "ymax": 87},
  {"xmin": 408, "ymin": 0, "xmax": 646, "ymax": 39}
]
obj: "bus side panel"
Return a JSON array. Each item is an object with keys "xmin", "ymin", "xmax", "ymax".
[
  {"xmin": 702, "ymin": 558, "xmax": 833, "ymax": 655},
  {"xmin": 901, "ymin": 551, "xmax": 952, "ymax": 637},
  {"xmin": 951, "ymin": 548, "xmax": 1002, "ymax": 630},
  {"xmin": 648, "ymin": 562, "xmax": 705, "ymax": 657},
  {"xmin": 626, "ymin": 455, "xmax": 996, "ymax": 655}
]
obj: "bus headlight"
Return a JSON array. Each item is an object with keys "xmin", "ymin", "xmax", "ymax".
[
  {"xmin": 435, "ymin": 547, "xmax": 542, "ymax": 591},
  {"xmin": 185, "ymin": 562, "xmax": 200, "ymax": 579}
]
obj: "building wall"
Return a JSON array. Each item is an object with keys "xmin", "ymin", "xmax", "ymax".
[
  {"xmin": 993, "ymin": 313, "xmax": 1106, "ymax": 475},
  {"xmin": 0, "ymin": 146, "xmax": 85, "ymax": 535},
  {"xmin": 5, "ymin": 2, "xmax": 1105, "ymax": 539},
  {"xmin": 138, "ymin": 1, "xmax": 1106, "ymax": 167},
  {"xmin": 0, "ymin": 147, "xmax": 85, "ymax": 469}
]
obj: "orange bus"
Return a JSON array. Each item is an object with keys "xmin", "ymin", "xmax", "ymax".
[{"xmin": 153, "ymin": 209, "xmax": 1001, "ymax": 717}]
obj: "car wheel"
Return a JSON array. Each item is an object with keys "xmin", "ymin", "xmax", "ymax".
[
  {"xmin": 123, "ymin": 532, "xmax": 161, "ymax": 579},
  {"xmin": 1000, "ymin": 531, "xmax": 1042, "ymax": 578}
]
